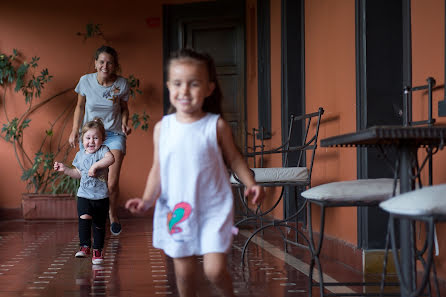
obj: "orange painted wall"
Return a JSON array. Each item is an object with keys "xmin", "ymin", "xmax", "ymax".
[
  {"xmin": 305, "ymin": 0, "xmax": 358, "ymax": 244},
  {"xmin": 244, "ymin": 0, "xmax": 284, "ymax": 219},
  {"xmin": 268, "ymin": 0, "xmax": 285, "ymax": 219},
  {"xmin": 0, "ymin": 0, "xmax": 206, "ymax": 211},
  {"xmin": 246, "ymin": 0, "xmax": 259, "ymax": 136},
  {"xmin": 411, "ymin": 0, "xmax": 446, "ymax": 280},
  {"xmin": 304, "ymin": 0, "xmax": 446, "ymax": 279}
]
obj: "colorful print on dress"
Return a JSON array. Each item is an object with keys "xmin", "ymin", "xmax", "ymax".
[{"xmin": 167, "ymin": 202, "xmax": 192, "ymax": 235}]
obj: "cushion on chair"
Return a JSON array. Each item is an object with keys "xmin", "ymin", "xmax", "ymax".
[
  {"xmin": 379, "ymin": 184, "xmax": 446, "ymax": 216},
  {"xmin": 230, "ymin": 167, "xmax": 309, "ymax": 184},
  {"xmin": 301, "ymin": 178, "xmax": 397, "ymax": 202}
]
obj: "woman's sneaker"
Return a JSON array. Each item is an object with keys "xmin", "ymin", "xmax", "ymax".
[
  {"xmin": 110, "ymin": 222, "xmax": 122, "ymax": 235},
  {"xmin": 92, "ymin": 249, "xmax": 104, "ymax": 264},
  {"xmin": 75, "ymin": 246, "xmax": 91, "ymax": 258}
]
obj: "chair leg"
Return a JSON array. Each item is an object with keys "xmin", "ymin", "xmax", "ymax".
[
  {"xmin": 308, "ymin": 202, "xmax": 326, "ymax": 297},
  {"xmin": 380, "ymin": 219, "xmax": 392, "ymax": 296},
  {"xmin": 388, "ymin": 215, "xmax": 437, "ymax": 297},
  {"xmin": 430, "ymin": 253, "xmax": 440, "ymax": 297},
  {"xmin": 240, "ymin": 223, "xmax": 278, "ymax": 266},
  {"xmin": 414, "ymin": 218, "xmax": 436, "ymax": 297}
]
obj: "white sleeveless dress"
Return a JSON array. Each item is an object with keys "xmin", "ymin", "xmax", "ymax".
[{"xmin": 152, "ymin": 113, "xmax": 234, "ymax": 258}]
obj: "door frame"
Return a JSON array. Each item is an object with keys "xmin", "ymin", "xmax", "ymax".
[
  {"xmin": 281, "ymin": 0, "xmax": 306, "ymax": 218},
  {"xmin": 355, "ymin": 0, "xmax": 405, "ymax": 249}
]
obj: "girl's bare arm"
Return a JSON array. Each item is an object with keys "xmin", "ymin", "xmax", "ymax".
[
  {"xmin": 54, "ymin": 162, "xmax": 81, "ymax": 179},
  {"xmin": 89, "ymin": 151, "xmax": 115, "ymax": 177},
  {"xmin": 126, "ymin": 121, "xmax": 162, "ymax": 212},
  {"xmin": 217, "ymin": 117, "xmax": 264, "ymax": 204}
]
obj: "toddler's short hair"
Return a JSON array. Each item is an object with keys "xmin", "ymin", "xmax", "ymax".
[{"xmin": 81, "ymin": 118, "xmax": 106, "ymax": 141}]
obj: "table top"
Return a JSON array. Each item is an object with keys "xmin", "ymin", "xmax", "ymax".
[{"xmin": 321, "ymin": 125, "xmax": 446, "ymax": 148}]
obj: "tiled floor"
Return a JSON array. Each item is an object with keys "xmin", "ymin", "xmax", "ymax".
[{"xmin": 0, "ymin": 218, "xmax": 439, "ymax": 297}]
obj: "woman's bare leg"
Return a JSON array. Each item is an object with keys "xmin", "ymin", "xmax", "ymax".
[
  {"xmin": 203, "ymin": 253, "xmax": 235, "ymax": 297},
  {"xmin": 173, "ymin": 256, "xmax": 198, "ymax": 297},
  {"xmin": 108, "ymin": 149, "xmax": 124, "ymax": 233}
]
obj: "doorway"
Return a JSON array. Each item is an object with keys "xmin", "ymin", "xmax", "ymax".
[{"xmin": 163, "ymin": 0, "xmax": 246, "ymax": 148}]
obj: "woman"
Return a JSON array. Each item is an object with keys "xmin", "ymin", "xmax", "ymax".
[{"xmin": 70, "ymin": 45, "xmax": 130, "ymax": 235}]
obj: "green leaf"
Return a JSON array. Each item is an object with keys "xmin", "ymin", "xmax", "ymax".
[
  {"xmin": 1, "ymin": 118, "xmax": 21, "ymax": 142},
  {"xmin": 126, "ymin": 74, "xmax": 142, "ymax": 98},
  {"xmin": 21, "ymin": 119, "xmax": 31, "ymax": 129},
  {"xmin": 131, "ymin": 111, "xmax": 150, "ymax": 131}
]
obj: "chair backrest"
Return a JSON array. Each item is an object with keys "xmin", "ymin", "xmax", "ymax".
[
  {"xmin": 402, "ymin": 77, "xmax": 436, "ymax": 186},
  {"xmin": 245, "ymin": 107, "xmax": 324, "ymax": 184},
  {"xmin": 285, "ymin": 107, "xmax": 324, "ymax": 183}
]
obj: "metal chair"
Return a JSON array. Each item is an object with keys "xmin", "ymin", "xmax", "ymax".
[
  {"xmin": 380, "ymin": 184, "xmax": 446, "ymax": 297},
  {"xmin": 301, "ymin": 179, "xmax": 400, "ymax": 297},
  {"xmin": 230, "ymin": 107, "xmax": 324, "ymax": 264}
]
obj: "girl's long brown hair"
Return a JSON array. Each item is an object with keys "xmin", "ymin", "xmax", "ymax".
[{"xmin": 167, "ymin": 48, "xmax": 223, "ymax": 115}]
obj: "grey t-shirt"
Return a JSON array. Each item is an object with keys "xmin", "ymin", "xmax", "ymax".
[
  {"xmin": 73, "ymin": 145, "xmax": 110, "ymax": 200},
  {"xmin": 75, "ymin": 73, "xmax": 129, "ymax": 134}
]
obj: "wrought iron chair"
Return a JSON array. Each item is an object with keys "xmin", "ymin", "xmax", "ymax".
[
  {"xmin": 230, "ymin": 107, "xmax": 324, "ymax": 263},
  {"xmin": 299, "ymin": 77, "xmax": 441, "ymax": 296},
  {"xmin": 301, "ymin": 179, "xmax": 400, "ymax": 297},
  {"xmin": 380, "ymin": 184, "xmax": 446, "ymax": 297}
]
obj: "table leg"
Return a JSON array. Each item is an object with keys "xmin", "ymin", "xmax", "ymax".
[{"xmin": 399, "ymin": 146, "xmax": 417, "ymax": 296}]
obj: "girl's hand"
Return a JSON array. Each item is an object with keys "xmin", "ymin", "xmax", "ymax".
[
  {"xmin": 122, "ymin": 123, "xmax": 132, "ymax": 136},
  {"xmin": 244, "ymin": 185, "xmax": 264, "ymax": 205},
  {"xmin": 88, "ymin": 165, "xmax": 97, "ymax": 177},
  {"xmin": 54, "ymin": 162, "xmax": 65, "ymax": 172},
  {"xmin": 69, "ymin": 131, "xmax": 78, "ymax": 148},
  {"xmin": 125, "ymin": 198, "xmax": 153, "ymax": 214}
]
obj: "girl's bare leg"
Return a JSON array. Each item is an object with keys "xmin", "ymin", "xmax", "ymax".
[
  {"xmin": 203, "ymin": 253, "xmax": 235, "ymax": 297},
  {"xmin": 173, "ymin": 256, "xmax": 198, "ymax": 297},
  {"xmin": 108, "ymin": 149, "xmax": 124, "ymax": 227}
]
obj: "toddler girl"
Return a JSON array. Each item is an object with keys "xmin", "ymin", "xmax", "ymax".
[{"xmin": 54, "ymin": 118, "xmax": 114, "ymax": 264}]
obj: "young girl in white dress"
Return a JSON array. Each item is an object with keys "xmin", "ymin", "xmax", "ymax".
[{"xmin": 126, "ymin": 49, "xmax": 263, "ymax": 297}]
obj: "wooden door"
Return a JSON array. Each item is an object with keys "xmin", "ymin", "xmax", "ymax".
[
  {"xmin": 163, "ymin": 1, "xmax": 246, "ymax": 149},
  {"xmin": 183, "ymin": 20, "xmax": 245, "ymax": 147}
]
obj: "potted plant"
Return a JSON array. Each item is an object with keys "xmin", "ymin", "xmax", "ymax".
[{"xmin": 0, "ymin": 24, "xmax": 149, "ymax": 220}]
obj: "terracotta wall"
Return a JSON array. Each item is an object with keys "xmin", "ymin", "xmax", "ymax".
[
  {"xmin": 303, "ymin": 0, "xmax": 446, "ymax": 280},
  {"xmin": 0, "ymin": 0, "xmax": 205, "ymax": 211},
  {"xmin": 411, "ymin": 0, "xmax": 446, "ymax": 280},
  {"xmin": 246, "ymin": 0, "xmax": 259, "ymax": 133},
  {"xmin": 268, "ymin": 0, "xmax": 285, "ymax": 219},
  {"xmin": 305, "ymin": 0, "xmax": 358, "ymax": 244},
  {"xmin": 246, "ymin": 0, "xmax": 358, "ymax": 240},
  {"xmin": 244, "ymin": 0, "xmax": 284, "ymax": 218}
]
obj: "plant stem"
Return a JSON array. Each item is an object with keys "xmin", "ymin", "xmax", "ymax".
[{"xmin": 2, "ymin": 87, "xmax": 9, "ymax": 122}]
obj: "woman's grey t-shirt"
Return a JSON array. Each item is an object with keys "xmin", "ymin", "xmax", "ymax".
[
  {"xmin": 75, "ymin": 73, "xmax": 129, "ymax": 134},
  {"xmin": 73, "ymin": 145, "xmax": 110, "ymax": 200}
]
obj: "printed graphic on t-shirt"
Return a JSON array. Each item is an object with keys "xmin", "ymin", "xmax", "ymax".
[
  {"xmin": 102, "ymin": 85, "xmax": 120, "ymax": 103},
  {"xmin": 80, "ymin": 158, "xmax": 107, "ymax": 193},
  {"xmin": 81, "ymin": 175, "xmax": 107, "ymax": 193},
  {"xmin": 167, "ymin": 202, "xmax": 192, "ymax": 242}
]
